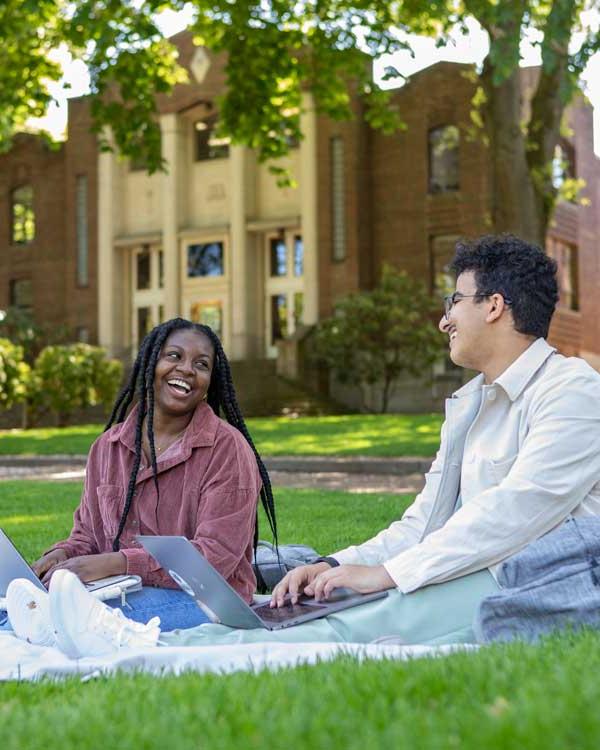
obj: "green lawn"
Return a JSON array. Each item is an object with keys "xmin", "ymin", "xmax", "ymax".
[
  {"xmin": 0, "ymin": 413, "xmax": 443, "ymax": 457},
  {"xmin": 1, "ymin": 480, "xmax": 599, "ymax": 748}
]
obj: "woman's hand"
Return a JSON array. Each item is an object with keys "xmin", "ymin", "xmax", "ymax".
[
  {"xmin": 32, "ymin": 549, "xmax": 68, "ymax": 579},
  {"xmin": 40, "ymin": 552, "xmax": 127, "ymax": 585}
]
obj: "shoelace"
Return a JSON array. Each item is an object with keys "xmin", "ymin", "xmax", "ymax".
[{"xmin": 94, "ymin": 605, "xmax": 160, "ymax": 649}]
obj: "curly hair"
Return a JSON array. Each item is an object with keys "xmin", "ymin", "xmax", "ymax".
[
  {"xmin": 104, "ymin": 318, "xmax": 277, "ymax": 589},
  {"xmin": 450, "ymin": 234, "xmax": 559, "ymax": 338}
]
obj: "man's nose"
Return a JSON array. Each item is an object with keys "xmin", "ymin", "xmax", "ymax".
[{"xmin": 439, "ymin": 315, "xmax": 450, "ymax": 333}]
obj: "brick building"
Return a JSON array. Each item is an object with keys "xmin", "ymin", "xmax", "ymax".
[{"xmin": 0, "ymin": 33, "xmax": 598, "ymax": 411}]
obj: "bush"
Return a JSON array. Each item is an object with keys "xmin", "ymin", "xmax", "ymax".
[
  {"xmin": 0, "ymin": 338, "xmax": 31, "ymax": 409},
  {"xmin": 33, "ymin": 344, "xmax": 123, "ymax": 426},
  {"xmin": 312, "ymin": 265, "xmax": 445, "ymax": 412}
]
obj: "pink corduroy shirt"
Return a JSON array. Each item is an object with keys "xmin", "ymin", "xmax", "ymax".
[{"xmin": 50, "ymin": 401, "xmax": 262, "ymax": 603}]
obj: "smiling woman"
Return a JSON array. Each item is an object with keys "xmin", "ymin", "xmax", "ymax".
[{"xmin": 4, "ymin": 318, "xmax": 276, "ymax": 646}]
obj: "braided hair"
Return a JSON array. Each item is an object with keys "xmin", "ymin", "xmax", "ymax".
[{"xmin": 105, "ymin": 317, "xmax": 277, "ymax": 567}]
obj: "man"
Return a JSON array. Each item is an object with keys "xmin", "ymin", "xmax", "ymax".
[{"xmin": 261, "ymin": 233, "xmax": 600, "ymax": 644}]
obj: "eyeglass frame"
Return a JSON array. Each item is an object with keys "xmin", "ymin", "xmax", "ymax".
[{"xmin": 443, "ymin": 291, "xmax": 513, "ymax": 320}]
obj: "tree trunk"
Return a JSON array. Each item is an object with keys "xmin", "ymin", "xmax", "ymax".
[{"xmin": 481, "ymin": 63, "xmax": 547, "ymax": 247}]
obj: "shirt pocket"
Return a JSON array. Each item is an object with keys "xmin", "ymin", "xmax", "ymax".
[
  {"xmin": 488, "ymin": 454, "xmax": 519, "ymax": 485},
  {"xmin": 96, "ymin": 484, "xmax": 125, "ymax": 535}
]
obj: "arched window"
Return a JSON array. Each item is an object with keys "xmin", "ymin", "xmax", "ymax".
[{"xmin": 428, "ymin": 125, "xmax": 459, "ymax": 193}]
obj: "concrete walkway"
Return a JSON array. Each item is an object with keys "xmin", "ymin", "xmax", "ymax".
[{"xmin": 0, "ymin": 455, "xmax": 430, "ymax": 494}]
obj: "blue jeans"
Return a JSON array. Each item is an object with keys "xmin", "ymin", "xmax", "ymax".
[
  {"xmin": 475, "ymin": 517, "xmax": 600, "ymax": 643},
  {"xmin": 0, "ymin": 587, "xmax": 210, "ymax": 634},
  {"xmin": 106, "ymin": 587, "xmax": 210, "ymax": 632}
]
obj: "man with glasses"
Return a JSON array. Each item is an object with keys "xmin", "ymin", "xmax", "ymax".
[{"xmin": 259, "ymin": 234, "xmax": 600, "ymax": 645}]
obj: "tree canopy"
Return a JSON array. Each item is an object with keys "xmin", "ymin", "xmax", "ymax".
[{"xmin": 3, "ymin": 1, "xmax": 599, "ymax": 243}]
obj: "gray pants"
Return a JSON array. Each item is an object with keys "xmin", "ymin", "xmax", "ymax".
[
  {"xmin": 163, "ymin": 569, "xmax": 499, "ymax": 648},
  {"xmin": 475, "ymin": 517, "xmax": 600, "ymax": 643}
]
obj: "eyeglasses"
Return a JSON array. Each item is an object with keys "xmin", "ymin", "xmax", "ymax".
[{"xmin": 443, "ymin": 291, "xmax": 512, "ymax": 320}]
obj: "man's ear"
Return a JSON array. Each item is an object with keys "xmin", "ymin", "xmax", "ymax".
[{"xmin": 485, "ymin": 293, "xmax": 507, "ymax": 323}]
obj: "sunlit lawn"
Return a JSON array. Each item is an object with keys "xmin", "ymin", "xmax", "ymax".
[
  {"xmin": 0, "ymin": 414, "xmax": 443, "ymax": 457},
  {"xmin": 1, "ymin": 480, "xmax": 599, "ymax": 749}
]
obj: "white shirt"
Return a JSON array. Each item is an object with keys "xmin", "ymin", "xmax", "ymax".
[{"xmin": 332, "ymin": 339, "xmax": 600, "ymax": 593}]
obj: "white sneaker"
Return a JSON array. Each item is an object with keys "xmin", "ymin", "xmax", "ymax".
[
  {"xmin": 49, "ymin": 569, "xmax": 160, "ymax": 659},
  {"xmin": 6, "ymin": 579, "xmax": 57, "ymax": 647}
]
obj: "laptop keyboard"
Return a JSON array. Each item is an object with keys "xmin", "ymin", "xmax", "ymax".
[{"xmin": 253, "ymin": 601, "xmax": 326, "ymax": 622}]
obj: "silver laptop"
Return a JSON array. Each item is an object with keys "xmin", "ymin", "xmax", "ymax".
[
  {"xmin": 137, "ymin": 535, "xmax": 388, "ymax": 630},
  {"xmin": 0, "ymin": 528, "xmax": 141, "ymax": 598}
]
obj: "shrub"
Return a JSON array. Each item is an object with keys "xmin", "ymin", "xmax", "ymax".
[
  {"xmin": 0, "ymin": 338, "xmax": 31, "ymax": 410},
  {"xmin": 311, "ymin": 265, "xmax": 445, "ymax": 412},
  {"xmin": 33, "ymin": 344, "xmax": 123, "ymax": 426}
]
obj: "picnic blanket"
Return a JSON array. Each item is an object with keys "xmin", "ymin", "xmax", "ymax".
[{"xmin": 0, "ymin": 632, "xmax": 476, "ymax": 681}]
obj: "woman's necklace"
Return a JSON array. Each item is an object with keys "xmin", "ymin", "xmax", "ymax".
[{"xmin": 143, "ymin": 423, "xmax": 187, "ymax": 457}]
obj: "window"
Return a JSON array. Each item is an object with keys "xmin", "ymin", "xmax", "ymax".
[
  {"xmin": 552, "ymin": 140, "xmax": 576, "ymax": 192},
  {"xmin": 136, "ymin": 247, "xmax": 151, "ymax": 290},
  {"xmin": 137, "ymin": 307, "xmax": 152, "ymax": 346},
  {"xmin": 76, "ymin": 175, "xmax": 88, "ymax": 286},
  {"xmin": 187, "ymin": 242, "xmax": 224, "ymax": 277},
  {"xmin": 158, "ymin": 250, "xmax": 164, "ymax": 289},
  {"xmin": 270, "ymin": 294, "xmax": 288, "ymax": 343},
  {"xmin": 270, "ymin": 238, "xmax": 287, "ymax": 277},
  {"xmin": 293, "ymin": 292, "xmax": 304, "ymax": 326},
  {"xmin": 190, "ymin": 300, "xmax": 223, "ymax": 338},
  {"xmin": 330, "ymin": 136, "xmax": 346, "ymax": 261},
  {"xmin": 428, "ymin": 125, "xmax": 459, "ymax": 193},
  {"xmin": 11, "ymin": 185, "xmax": 35, "ymax": 244},
  {"xmin": 76, "ymin": 326, "xmax": 90, "ymax": 343},
  {"xmin": 9, "ymin": 279, "xmax": 32, "ymax": 311},
  {"xmin": 293, "ymin": 235, "xmax": 304, "ymax": 277},
  {"xmin": 430, "ymin": 235, "xmax": 459, "ymax": 297},
  {"xmin": 195, "ymin": 116, "xmax": 230, "ymax": 161},
  {"xmin": 547, "ymin": 237, "xmax": 579, "ymax": 311}
]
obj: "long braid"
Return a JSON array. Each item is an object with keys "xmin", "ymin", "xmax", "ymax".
[
  {"xmin": 195, "ymin": 325, "xmax": 277, "ymax": 543},
  {"xmin": 104, "ymin": 317, "xmax": 277, "ymax": 564}
]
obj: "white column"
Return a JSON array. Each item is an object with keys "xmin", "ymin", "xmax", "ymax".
[
  {"xmin": 97, "ymin": 140, "xmax": 116, "ymax": 353},
  {"xmin": 229, "ymin": 144, "xmax": 248, "ymax": 359},
  {"xmin": 300, "ymin": 92, "xmax": 319, "ymax": 325},
  {"xmin": 161, "ymin": 114, "xmax": 182, "ymax": 319}
]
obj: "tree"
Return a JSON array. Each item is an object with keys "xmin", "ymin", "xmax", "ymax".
[
  {"xmin": 33, "ymin": 343, "xmax": 123, "ymax": 426},
  {"xmin": 2, "ymin": 1, "xmax": 598, "ymax": 242},
  {"xmin": 311, "ymin": 266, "xmax": 445, "ymax": 413},
  {"xmin": 0, "ymin": 339, "xmax": 31, "ymax": 411}
]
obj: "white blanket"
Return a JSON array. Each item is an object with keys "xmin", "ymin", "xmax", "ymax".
[{"xmin": 0, "ymin": 632, "xmax": 476, "ymax": 682}]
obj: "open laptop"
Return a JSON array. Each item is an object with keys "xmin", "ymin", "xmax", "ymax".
[
  {"xmin": 0, "ymin": 528, "xmax": 141, "ymax": 599},
  {"xmin": 138, "ymin": 535, "xmax": 388, "ymax": 630}
]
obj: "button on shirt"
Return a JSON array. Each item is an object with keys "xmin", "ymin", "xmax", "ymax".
[{"xmin": 332, "ymin": 339, "xmax": 600, "ymax": 593}]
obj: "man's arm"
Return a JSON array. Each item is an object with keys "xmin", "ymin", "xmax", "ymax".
[
  {"xmin": 331, "ymin": 420, "xmax": 451, "ymax": 566},
  {"xmin": 383, "ymin": 373, "xmax": 600, "ymax": 593}
]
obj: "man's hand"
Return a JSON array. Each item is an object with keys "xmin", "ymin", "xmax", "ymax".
[
  {"xmin": 40, "ymin": 552, "xmax": 127, "ymax": 585},
  {"xmin": 305, "ymin": 564, "xmax": 395, "ymax": 601},
  {"xmin": 270, "ymin": 562, "xmax": 332, "ymax": 607},
  {"xmin": 32, "ymin": 549, "xmax": 68, "ymax": 579}
]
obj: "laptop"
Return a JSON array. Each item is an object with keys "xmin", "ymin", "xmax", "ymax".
[
  {"xmin": 0, "ymin": 528, "xmax": 141, "ymax": 599},
  {"xmin": 137, "ymin": 535, "xmax": 388, "ymax": 630}
]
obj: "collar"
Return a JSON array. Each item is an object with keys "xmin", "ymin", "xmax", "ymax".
[
  {"xmin": 494, "ymin": 338, "xmax": 556, "ymax": 401},
  {"xmin": 108, "ymin": 400, "xmax": 219, "ymax": 453},
  {"xmin": 451, "ymin": 338, "xmax": 556, "ymax": 402}
]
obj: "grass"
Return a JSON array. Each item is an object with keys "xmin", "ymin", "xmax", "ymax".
[
  {"xmin": 0, "ymin": 413, "xmax": 443, "ymax": 457},
  {"xmin": 1, "ymin": 481, "xmax": 599, "ymax": 749}
]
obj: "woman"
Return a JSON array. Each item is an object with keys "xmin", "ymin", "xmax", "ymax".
[{"xmin": 5, "ymin": 318, "xmax": 276, "ymax": 647}]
